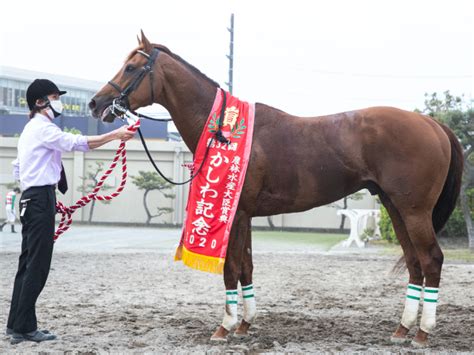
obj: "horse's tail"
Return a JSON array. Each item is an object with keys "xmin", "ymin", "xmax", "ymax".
[{"xmin": 432, "ymin": 123, "xmax": 464, "ymax": 234}]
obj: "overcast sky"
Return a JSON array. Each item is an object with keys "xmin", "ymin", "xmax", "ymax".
[{"xmin": 1, "ymin": 0, "xmax": 473, "ymax": 116}]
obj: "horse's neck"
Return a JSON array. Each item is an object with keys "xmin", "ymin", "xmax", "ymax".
[{"xmin": 156, "ymin": 62, "xmax": 217, "ymax": 153}]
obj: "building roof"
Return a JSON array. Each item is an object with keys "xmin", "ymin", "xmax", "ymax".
[{"xmin": 0, "ymin": 66, "xmax": 103, "ymax": 92}]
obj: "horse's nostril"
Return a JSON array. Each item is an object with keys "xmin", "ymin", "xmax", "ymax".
[{"xmin": 88, "ymin": 99, "xmax": 96, "ymax": 110}]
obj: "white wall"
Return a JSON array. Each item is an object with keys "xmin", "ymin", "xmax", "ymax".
[{"xmin": 0, "ymin": 137, "xmax": 378, "ymax": 229}]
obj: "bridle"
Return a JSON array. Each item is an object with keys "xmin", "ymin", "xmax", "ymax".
[
  {"xmin": 104, "ymin": 46, "xmax": 229, "ymax": 186},
  {"xmin": 107, "ymin": 47, "xmax": 161, "ymax": 119}
]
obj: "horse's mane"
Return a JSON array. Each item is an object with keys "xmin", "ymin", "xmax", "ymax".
[{"xmin": 126, "ymin": 43, "xmax": 220, "ymax": 88}]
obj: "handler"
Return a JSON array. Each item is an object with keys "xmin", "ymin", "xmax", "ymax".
[
  {"xmin": 6, "ymin": 79, "xmax": 135, "ymax": 344},
  {"xmin": 0, "ymin": 187, "xmax": 21, "ymax": 233}
]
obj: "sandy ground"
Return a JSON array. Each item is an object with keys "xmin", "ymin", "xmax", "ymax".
[{"xmin": 1, "ymin": 226, "xmax": 473, "ymax": 354}]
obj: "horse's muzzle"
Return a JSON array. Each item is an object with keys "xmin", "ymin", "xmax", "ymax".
[{"xmin": 89, "ymin": 96, "xmax": 116, "ymax": 122}]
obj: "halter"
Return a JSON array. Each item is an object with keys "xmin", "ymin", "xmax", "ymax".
[
  {"xmin": 105, "ymin": 46, "xmax": 230, "ymax": 186},
  {"xmin": 107, "ymin": 48, "xmax": 160, "ymax": 117}
]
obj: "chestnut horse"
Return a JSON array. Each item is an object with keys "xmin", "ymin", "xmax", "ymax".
[{"xmin": 89, "ymin": 32, "xmax": 463, "ymax": 347}]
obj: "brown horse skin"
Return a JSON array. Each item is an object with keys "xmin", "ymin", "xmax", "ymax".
[
  {"xmin": 89, "ymin": 32, "xmax": 463, "ymax": 347},
  {"xmin": 246, "ymin": 105, "xmax": 450, "ymax": 217}
]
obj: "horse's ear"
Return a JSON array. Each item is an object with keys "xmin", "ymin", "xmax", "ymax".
[
  {"xmin": 137, "ymin": 35, "xmax": 141, "ymax": 45},
  {"xmin": 140, "ymin": 30, "xmax": 151, "ymax": 51}
]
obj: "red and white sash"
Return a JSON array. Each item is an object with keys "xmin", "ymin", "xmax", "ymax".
[{"xmin": 175, "ymin": 89, "xmax": 255, "ymax": 274}]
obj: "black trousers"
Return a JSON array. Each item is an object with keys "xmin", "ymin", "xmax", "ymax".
[{"xmin": 7, "ymin": 185, "xmax": 56, "ymax": 333}]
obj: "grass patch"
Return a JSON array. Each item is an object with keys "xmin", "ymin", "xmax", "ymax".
[
  {"xmin": 373, "ymin": 240, "xmax": 474, "ymax": 263},
  {"xmin": 443, "ymin": 249, "xmax": 474, "ymax": 263},
  {"xmin": 252, "ymin": 230, "xmax": 347, "ymax": 250}
]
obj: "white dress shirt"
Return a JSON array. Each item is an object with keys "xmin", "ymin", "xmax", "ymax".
[{"xmin": 12, "ymin": 113, "xmax": 90, "ymax": 191}]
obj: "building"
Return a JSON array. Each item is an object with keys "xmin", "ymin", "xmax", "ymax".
[{"xmin": 0, "ymin": 66, "xmax": 169, "ymax": 139}]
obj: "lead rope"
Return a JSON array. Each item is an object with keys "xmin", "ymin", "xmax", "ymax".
[{"xmin": 53, "ymin": 119, "xmax": 141, "ymax": 241}]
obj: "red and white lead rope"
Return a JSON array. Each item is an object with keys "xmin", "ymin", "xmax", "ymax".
[{"xmin": 54, "ymin": 119, "xmax": 141, "ymax": 241}]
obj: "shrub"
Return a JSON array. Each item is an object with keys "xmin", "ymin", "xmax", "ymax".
[
  {"xmin": 443, "ymin": 207, "xmax": 467, "ymax": 238},
  {"xmin": 379, "ymin": 206, "xmax": 398, "ymax": 244}
]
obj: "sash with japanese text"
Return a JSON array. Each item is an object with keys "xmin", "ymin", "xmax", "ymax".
[{"xmin": 175, "ymin": 89, "xmax": 255, "ymax": 274}]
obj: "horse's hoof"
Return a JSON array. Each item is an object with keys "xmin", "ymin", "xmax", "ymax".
[
  {"xmin": 210, "ymin": 326, "xmax": 229, "ymax": 343},
  {"xmin": 233, "ymin": 331, "xmax": 249, "ymax": 339},
  {"xmin": 234, "ymin": 320, "xmax": 251, "ymax": 338},
  {"xmin": 411, "ymin": 330, "xmax": 429, "ymax": 348},
  {"xmin": 390, "ymin": 324, "xmax": 410, "ymax": 344},
  {"xmin": 411, "ymin": 339, "xmax": 429, "ymax": 348},
  {"xmin": 390, "ymin": 335, "xmax": 409, "ymax": 344}
]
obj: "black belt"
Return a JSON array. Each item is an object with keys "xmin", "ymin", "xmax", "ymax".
[{"xmin": 24, "ymin": 185, "xmax": 56, "ymax": 192}]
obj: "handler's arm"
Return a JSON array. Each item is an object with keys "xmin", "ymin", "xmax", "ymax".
[{"xmin": 87, "ymin": 126, "xmax": 135, "ymax": 149}]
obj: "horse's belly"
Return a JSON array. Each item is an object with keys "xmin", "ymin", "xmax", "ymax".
[{"xmin": 251, "ymin": 165, "xmax": 364, "ymax": 217}]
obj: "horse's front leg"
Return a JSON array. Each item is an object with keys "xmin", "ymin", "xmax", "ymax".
[
  {"xmin": 234, "ymin": 224, "xmax": 256, "ymax": 337},
  {"xmin": 210, "ymin": 211, "xmax": 249, "ymax": 342}
]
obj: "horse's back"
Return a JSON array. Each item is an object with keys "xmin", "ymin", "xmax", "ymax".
[{"xmin": 246, "ymin": 104, "xmax": 451, "ymax": 216}]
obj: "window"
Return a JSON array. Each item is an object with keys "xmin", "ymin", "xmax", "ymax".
[
  {"xmin": 0, "ymin": 87, "xmax": 7, "ymax": 106},
  {"xmin": 6, "ymin": 88, "xmax": 13, "ymax": 107}
]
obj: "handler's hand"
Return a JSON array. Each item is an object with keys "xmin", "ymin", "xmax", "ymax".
[{"xmin": 114, "ymin": 125, "xmax": 136, "ymax": 141}]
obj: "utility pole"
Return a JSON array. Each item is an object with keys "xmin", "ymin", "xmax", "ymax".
[{"xmin": 226, "ymin": 13, "xmax": 234, "ymax": 94}]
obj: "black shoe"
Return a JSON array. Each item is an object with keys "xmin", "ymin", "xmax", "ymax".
[
  {"xmin": 6, "ymin": 327, "xmax": 50, "ymax": 336},
  {"xmin": 10, "ymin": 330, "xmax": 56, "ymax": 344}
]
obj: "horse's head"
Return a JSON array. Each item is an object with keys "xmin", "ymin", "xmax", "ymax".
[{"xmin": 89, "ymin": 31, "xmax": 164, "ymax": 122}]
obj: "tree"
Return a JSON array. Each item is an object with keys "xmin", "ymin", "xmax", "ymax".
[
  {"xmin": 330, "ymin": 192, "xmax": 365, "ymax": 230},
  {"xmin": 131, "ymin": 171, "xmax": 175, "ymax": 224},
  {"xmin": 77, "ymin": 162, "xmax": 112, "ymax": 222},
  {"xmin": 421, "ymin": 91, "xmax": 474, "ymax": 249}
]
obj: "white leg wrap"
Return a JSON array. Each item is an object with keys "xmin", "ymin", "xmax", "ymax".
[
  {"xmin": 242, "ymin": 284, "xmax": 257, "ymax": 323},
  {"xmin": 222, "ymin": 290, "xmax": 238, "ymax": 331},
  {"xmin": 400, "ymin": 284, "xmax": 422, "ymax": 329},
  {"xmin": 420, "ymin": 287, "xmax": 439, "ymax": 333}
]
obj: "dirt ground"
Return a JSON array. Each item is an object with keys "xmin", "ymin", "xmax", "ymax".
[{"xmin": 1, "ymin": 248, "xmax": 473, "ymax": 353}]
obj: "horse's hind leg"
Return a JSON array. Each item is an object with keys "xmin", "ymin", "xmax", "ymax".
[
  {"xmin": 401, "ymin": 212, "xmax": 443, "ymax": 347},
  {"xmin": 210, "ymin": 211, "xmax": 250, "ymax": 342},
  {"xmin": 235, "ymin": 226, "xmax": 256, "ymax": 337},
  {"xmin": 380, "ymin": 195, "xmax": 424, "ymax": 344}
]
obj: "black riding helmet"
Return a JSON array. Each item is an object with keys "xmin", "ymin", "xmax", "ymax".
[{"xmin": 26, "ymin": 79, "xmax": 67, "ymax": 110}]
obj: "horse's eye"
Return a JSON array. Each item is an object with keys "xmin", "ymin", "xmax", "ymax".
[{"xmin": 125, "ymin": 64, "xmax": 135, "ymax": 73}]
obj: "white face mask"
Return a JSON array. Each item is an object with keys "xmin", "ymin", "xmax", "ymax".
[{"xmin": 49, "ymin": 99, "xmax": 63, "ymax": 117}]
